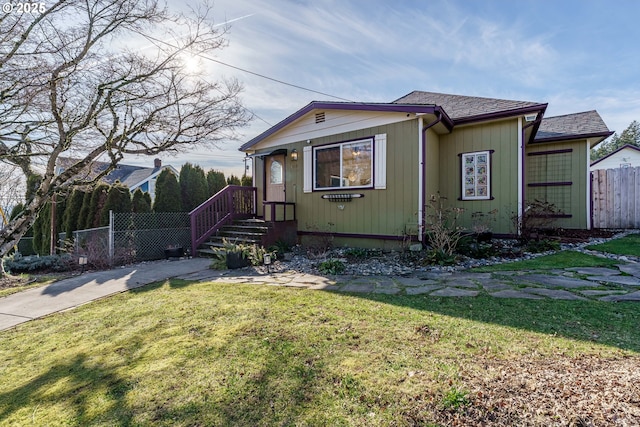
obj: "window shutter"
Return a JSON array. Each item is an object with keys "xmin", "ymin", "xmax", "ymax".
[
  {"xmin": 303, "ymin": 145, "xmax": 312, "ymax": 193},
  {"xmin": 374, "ymin": 133, "xmax": 387, "ymax": 189}
]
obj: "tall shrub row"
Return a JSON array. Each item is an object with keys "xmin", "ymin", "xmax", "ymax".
[{"xmin": 21, "ymin": 164, "xmax": 251, "ymax": 255}]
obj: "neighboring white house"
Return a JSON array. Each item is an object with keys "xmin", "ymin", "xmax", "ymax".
[
  {"xmin": 591, "ymin": 144, "xmax": 640, "ymax": 171},
  {"xmin": 56, "ymin": 158, "xmax": 179, "ymax": 202}
]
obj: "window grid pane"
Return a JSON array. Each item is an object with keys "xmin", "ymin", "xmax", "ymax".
[{"xmin": 462, "ymin": 151, "xmax": 491, "ymax": 200}]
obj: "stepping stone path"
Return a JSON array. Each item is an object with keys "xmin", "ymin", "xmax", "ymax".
[{"xmin": 190, "ymin": 260, "xmax": 640, "ymax": 302}]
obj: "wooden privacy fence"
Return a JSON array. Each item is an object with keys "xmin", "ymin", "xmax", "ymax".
[{"xmin": 591, "ymin": 167, "xmax": 640, "ymax": 229}]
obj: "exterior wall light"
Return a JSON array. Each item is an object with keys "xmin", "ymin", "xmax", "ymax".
[{"xmin": 291, "ymin": 149, "xmax": 298, "ymax": 161}]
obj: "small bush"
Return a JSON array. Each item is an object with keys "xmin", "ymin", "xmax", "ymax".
[
  {"xmin": 343, "ymin": 247, "xmax": 370, "ymax": 260},
  {"xmin": 424, "ymin": 249, "xmax": 457, "ymax": 266},
  {"xmin": 318, "ymin": 259, "xmax": 345, "ymax": 275},
  {"xmin": 456, "ymin": 235, "xmax": 497, "ymax": 259},
  {"xmin": 4, "ymin": 254, "xmax": 74, "ymax": 273},
  {"xmin": 268, "ymin": 240, "xmax": 290, "ymax": 260}
]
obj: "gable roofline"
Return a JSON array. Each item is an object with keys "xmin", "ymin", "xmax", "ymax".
[
  {"xmin": 533, "ymin": 110, "xmax": 613, "ymax": 145},
  {"xmin": 393, "ymin": 90, "xmax": 548, "ymax": 124},
  {"xmin": 126, "ymin": 164, "xmax": 179, "ymax": 190},
  {"xmin": 239, "ymin": 101, "xmax": 453, "ymax": 151},
  {"xmin": 590, "ymin": 144, "xmax": 640, "ymax": 167}
]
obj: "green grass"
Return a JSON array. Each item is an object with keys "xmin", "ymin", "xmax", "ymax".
[
  {"xmin": 586, "ymin": 233, "xmax": 640, "ymax": 257},
  {"xmin": 0, "ymin": 279, "xmax": 638, "ymax": 426},
  {"xmin": 470, "ymin": 250, "xmax": 621, "ymax": 272}
]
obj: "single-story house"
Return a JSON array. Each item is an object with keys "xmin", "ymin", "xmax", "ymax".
[
  {"xmin": 590, "ymin": 144, "xmax": 640, "ymax": 171},
  {"xmin": 239, "ymin": 91, "xmax": 613, "ymax": 248},
  {"xmin": 56, "ymin": 158, "xmax": 178, "ymax": 202}
]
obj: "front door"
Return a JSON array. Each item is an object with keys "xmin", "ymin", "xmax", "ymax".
[{"xmin": 265, "ymin": 154, "xmax": 285, "ymax": 202}]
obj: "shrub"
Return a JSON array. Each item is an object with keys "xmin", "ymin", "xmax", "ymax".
[
  {"xmin": 423, "ymin": 193, "xmax": 464, "ymax": 262},
  {"xmin": 318, "ymin": 259, "xmax": 345, "ymax": 275},
  {"xmin": 343, "ymin": 247, "xmax": 370, "ymax": 260},
  {"xmin": 424, "ymin": 248, "xmax": 457, "ymax": 266},
  {"xmin": 268, "ymin": 240, "xmax": 291, "ymax": 260},
  {"xmin": 4, "ymin": 254, "xmax": 74, "ymax": 273}
]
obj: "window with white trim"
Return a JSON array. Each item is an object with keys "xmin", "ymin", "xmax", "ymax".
[
  {"xmin": 313, "ymin": 138, "xmax": 373, "ymax": 190},
  {"xmin": 461, "ymin": 151, "xmax": 491, "ymax": 200}
]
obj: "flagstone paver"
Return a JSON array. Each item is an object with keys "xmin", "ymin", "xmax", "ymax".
[
  {"xmin": 489, "ymin": 289, "xmax": 543, "ymax": 299},
  {"xmin": 599, "ymin": 291, "xmax": 640, "ymax": 302},
  {"xmin": 566, "ymin": 267, "xmax": 622, "ymax": 276},
  {"xmin": 521, "ymin": 288, "xmax": 588, "ymax": 300},
  {"xmin": 579, "ymin": 290, "xmax": 628, "ymax": 297},
  {"xmin": 587, "ymin": 276, "xmax": 640, "ymax": 286},
  {"xmin": 394, "ymin": 277, "xmax": 437, "ymax": 287},
  {"xmin": 616, "ymin": 264, "xmax": 640, "ymax": 278},
  {"xmin": 442, "ymin": 279, "xmax": 479, "ymax": 288},
  {"xmin": 372, "ymin": 286, "xmax": 401, "ymax": 295},
  {"xmin": 519, "ymin": 274, "xmax": 598, "ymax": 289},
  {"xmin": 195, "ymin": 260, "xmax": 640, "ymax": 302},
  {"xmin": 430, "ymin": 287, "xmax": 478, "ymax": 297},
  {"xmin": 405, "ymin": 284, "xmax": 444, "ymax": 295}
]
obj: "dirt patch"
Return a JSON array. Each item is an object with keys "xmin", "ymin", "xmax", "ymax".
[
  {"xmin": 0, "ymin": 275, "xmax": 34, "ymax": 290},
  {"xmin": 411, "ymin": 355, "xmax": 640, "ymax": 426}
]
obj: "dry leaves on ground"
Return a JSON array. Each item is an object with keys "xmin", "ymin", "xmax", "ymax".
[{"xmin": 414, "ymin": 355, "xmax": 640, "ymax": 426}]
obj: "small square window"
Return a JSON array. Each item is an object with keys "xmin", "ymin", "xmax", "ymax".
[{"xmin": 461, "ymin": 151, "xmax": 491, "ymax": 200}]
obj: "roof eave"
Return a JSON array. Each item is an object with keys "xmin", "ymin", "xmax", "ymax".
[
  {"xmin": 453, "ymin": 103, "xmax": 548, "ymax": 126},
  {"xmin": 533, "ymin": 130, "xmax": 614, "ymax": 145},
  {"xmin": 239, "ymin": 102, "xmax": 444, "ymax": 152},
  {"xmin": 590, "ymin": 143, "xmax": 640, "ymax": 166}
]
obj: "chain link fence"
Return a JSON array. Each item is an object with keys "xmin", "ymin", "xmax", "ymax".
[
  {"xmin": 54, "ymin": 211, "xmax": 190, "ymax": 268},
  {"xmin": 112, "ymin": 212, "xmax": 191, "ymax": 263}
]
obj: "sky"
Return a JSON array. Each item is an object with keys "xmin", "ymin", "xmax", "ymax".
[{"xmin": 131, "ymin": 0, "xmax": 640, "ymax": 176}]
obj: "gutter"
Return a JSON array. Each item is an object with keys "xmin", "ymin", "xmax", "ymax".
[{"xmin": 419, "ymin": 109, "xmax": 443, "ymax": 241}]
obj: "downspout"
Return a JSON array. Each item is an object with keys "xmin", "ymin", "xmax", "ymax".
[
  {"xmin": 419, "ymin": 109, "xmax": 442, "ymax": 242},
  {"xmin": 520, "ymin": 116, "xmax": 543, "ymax": 235}
]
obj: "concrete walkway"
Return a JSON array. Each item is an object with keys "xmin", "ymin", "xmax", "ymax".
[
  {"xmin": 0, "ymin": 258, "xmax": 211, "ymax": 331},
  {"xmin": 1, "ymin": 258, "xmax": 639, "ymax": 332}
]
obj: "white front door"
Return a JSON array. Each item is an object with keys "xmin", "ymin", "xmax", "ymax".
[{"xmin": 265, "ymin": 154, "xmax": 285, "ymax": 202}]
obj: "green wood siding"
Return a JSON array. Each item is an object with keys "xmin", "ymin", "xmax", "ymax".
[
  {"xmin": 525, "ymin": 141, "xmax": 588, "ymax": 229},
  {"xmin": 438, "ymin": 120, "xmax": 519, "ymax": 234},
  {"xmin": 255, "ymin": 120, "xmax": 420, "ymax": 240}
]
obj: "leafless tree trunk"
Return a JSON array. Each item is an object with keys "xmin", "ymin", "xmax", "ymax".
[{"xmin": 0, "ymin": 0, "xmax": 250, "ymax": 267}]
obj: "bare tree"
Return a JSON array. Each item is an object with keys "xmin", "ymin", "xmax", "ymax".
[
  {"xmin": 0, "ymin": 0, "xmax": 250, "ymax": 263},
  {"xmin": 0, "ymin": 164, "xmax": 25, "ymax": 221}
]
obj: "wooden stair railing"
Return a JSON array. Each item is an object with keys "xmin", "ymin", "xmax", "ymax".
[{"xmin": 189, "ymin": 185, "xmax": 257, "ymax": 255}]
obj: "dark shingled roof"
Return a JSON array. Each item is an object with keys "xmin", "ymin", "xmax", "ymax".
[
  {"xmin": 393, "ymin": 90, "xmax": 545, "ymax": 121},
  {"xmin": 56, "ymin": 158, "xmax": 164, "ymax": 187},
  {"xmin": 535, "ymin": 110, "xmax": 613, "ymax": 142}
]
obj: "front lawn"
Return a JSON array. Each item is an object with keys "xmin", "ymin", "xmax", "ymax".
[
  {"xmin": 470, "ymin": 250, "xmax": 621, "ymax": 272},
  {"xmin": 0, "ymin": 279, "xmax": 638, "ymax": 426},
  {"xmin": 586, "ymin": 232, "xmax": 640, "ymax": 257}
]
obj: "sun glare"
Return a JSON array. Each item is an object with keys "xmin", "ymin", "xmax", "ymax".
[{"xmin": 180, "ymin": 53, "xmax": 202, "ymax": 74}]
